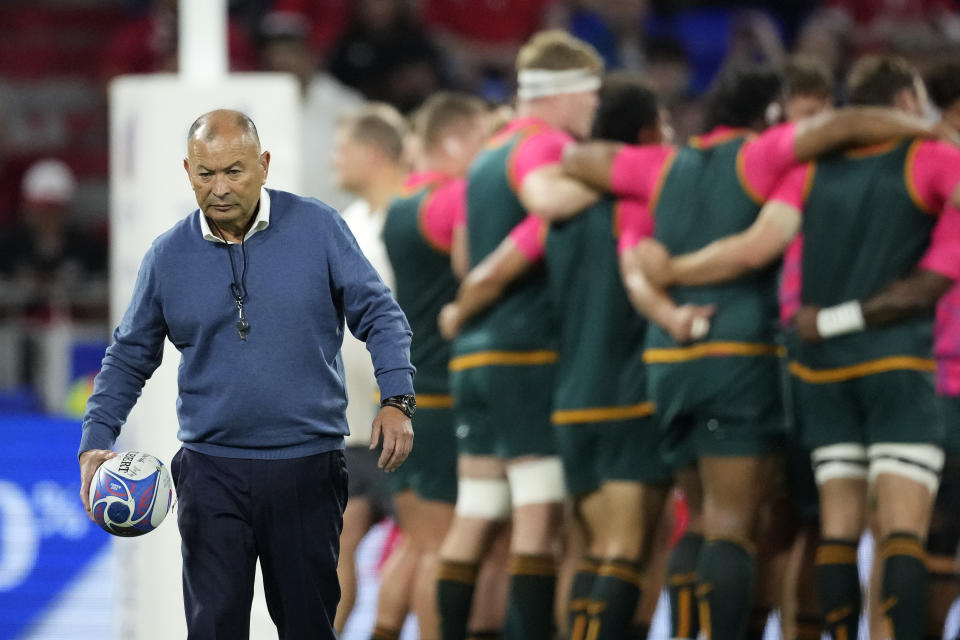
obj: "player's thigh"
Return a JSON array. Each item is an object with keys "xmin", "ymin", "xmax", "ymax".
[
  {"xmin": 494, "ymin": 364, "xmax": 556, "ymax": 459},
  {"xmin": 860, "ymin": 369, "xmax": 943, "ymax": 448},
  {"xmin": 554, "ymin": 422, "xmax": 602, "ymax": 498},
  {"xmin": 793, "ymin": 377, "xmax": 860, "ymax": 452},
  {"xmin": 698, "ymin": 454, "xmax": 781, "ymax": 539},
  {"xmin": 599, "ymin": 417, "xmax": 674, "ymax": 487},
  {"xmin": 859, "ymin": 371, "xmax": 944, "ymax": 535},
  {"xmin": 407, "ymin": 406, "xmax": 458, "ymax": 505},
  {"xmin": 694, "ymin": 362, "xmax": 787, "ymax": 459}
]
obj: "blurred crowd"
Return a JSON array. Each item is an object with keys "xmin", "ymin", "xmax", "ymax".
[{"xmin": 0, "ymin": 0, "xmax": 959, "ymax": 409}]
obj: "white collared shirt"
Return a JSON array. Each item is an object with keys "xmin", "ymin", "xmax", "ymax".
[{"xmin": 199, "ymin": 188, "xmax": 271, "ymax": 243}]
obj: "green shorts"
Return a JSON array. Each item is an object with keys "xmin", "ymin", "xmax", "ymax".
[
  {"xmin": 554, "ymin": 414, "xmax": 673, "ymax": 496},
  {"xmin": 794, "ymin": 368, "xmax": 943, "ymax": 451},
  {"xmin": 451, "ymin": 363, "xmax": 556, "ymax": 459},
  {"xmin": 648, "ymin": 356, "xmax": 786, "ymax": 467},
  {"xmin": 386, "ymin": 404, "xmax": 458, "ymax": 504},
  {"xmin": 940, "ymin": 394, "xmax": 960, "ymax": 455}
]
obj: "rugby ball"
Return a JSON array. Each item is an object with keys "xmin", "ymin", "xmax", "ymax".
[{"xmin": 88, "ymin": 451, "xmax": 173, "ymax": 537}]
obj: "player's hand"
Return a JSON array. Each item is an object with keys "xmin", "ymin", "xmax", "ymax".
[
  {"xmin": 668, "ymin": 304, "xmax": 715, "ymax": 343},
  {"xmin": 438, "ymin": 303, "xmax": 463, "ymax": 340},
  {"xmin": 636, "ymin": 239, "xmax": 674, "ymax": 288},
  {"xmin": 793, "ymin": 305, "xmax": 823, "ymax": 342},
  {"xmin": 79, "ymin": 449, "xmax": 117, "ymax": 521},
  {"xmin": 370, "ymin": 406, "xmax": 414, "ymax": 472}
]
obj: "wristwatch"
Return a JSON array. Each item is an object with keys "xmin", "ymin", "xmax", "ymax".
[{"xmin": 381, "ymin": 394, "xmax": 416, "ymax": 418}]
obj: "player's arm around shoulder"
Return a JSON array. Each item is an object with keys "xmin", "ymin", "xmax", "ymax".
[
  {"xmin": 519, "ymin": 162, "xmax": 599, "ymax": 222},
  {"xmin": 560, "ymin": 140, "xmax": 621, "ymax": 192},
  {"xmin": 791, "ymin": 106, "xmax": 940, "ymax": 161},
  {"xmin": 506, "ymin": 126, "xmax": 600, "ymax": 221}
]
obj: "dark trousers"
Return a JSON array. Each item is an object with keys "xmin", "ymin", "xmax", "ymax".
[{"xmin": 170, "ymin": 448, "xmax": 348, "ymax": 640}]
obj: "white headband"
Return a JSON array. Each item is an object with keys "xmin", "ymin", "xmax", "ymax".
[{"xmin": 517, "ymin": 68, "xmax": 601, "ymax": 101}]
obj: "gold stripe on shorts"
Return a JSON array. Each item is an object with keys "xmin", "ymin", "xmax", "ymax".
[
  {"xmin": 551, "ymin": 401, "xmax": 655, "ymax": 425},
  {"xmin": 789, "ymin": 356, "xmax": 935, "ymax": 384},
  {"xmin": 449, "ymin": 350, "xmax": 558, "ymax": 371},
  {"xmin": 643, "ymin": 341, "xmax": 783, "ymax": 363}
]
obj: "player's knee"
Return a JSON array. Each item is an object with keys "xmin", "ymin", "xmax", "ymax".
[
  {"xmin": 812, "ymin": 443, "xmax": 868, "ymax": 486},
  {"xmin": 813, "ymin": 445, "xmax": 869, "ymax": 539},
  {"xmin": 455, "ymin": 477, "xmax": 512, "ymax": 521},
  {"xmin": 596, "ymin": 484, "xmax": 646, "ymax": 550},
  {"xmin": 506, "ymin": 457, "xmax": 566, "ymax": 507},
  {"xmin": 867, "ymin": 442, "xmax": 944, "ymax": 495},
  {"xmin": 703, "ymin": 507, "xmax": 756, "ymax": 541}
]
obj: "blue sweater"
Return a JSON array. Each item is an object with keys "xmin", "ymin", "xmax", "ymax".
[{"xmin": 80, "ymin": 190, "xmax": 414, "ymax": 459}]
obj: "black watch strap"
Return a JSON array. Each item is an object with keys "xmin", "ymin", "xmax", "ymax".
[{"xmin": 381, "ymin": 394, "xmax": 416, "ymax": 418}]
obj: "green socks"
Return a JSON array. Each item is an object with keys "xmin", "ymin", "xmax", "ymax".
[
  {"xmin": 696, "ymin": 537, "xmax": 756, "ymax": 640},
  {"xmin": 505, "ymin": 554, "xmax": 556, "ymax": 640},
  {"xmin": 667, "ymin": 532, "xmax": 703, "ymax": 639},
  {"xmin": 815, "ymin": 539, "xmax": 860, "ymax": 640},
  {"xmin": 437, "ymin": 559, "xmax": 479, "ymax": 640},
  {"xmin": 568, "ymin": 557, "xmax": 600, "ymax": 640},
  {"xmin": 880, "ymin": 532, "xmax": 927, "ymax": 640},
  {"xmin": 586, "ymin": 559, "xmax": 643, "ymax": 640}
]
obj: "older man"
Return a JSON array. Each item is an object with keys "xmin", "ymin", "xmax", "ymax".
[{"xmin": 78, "ymin": 109, "xmax": 415, "ymax": 640}]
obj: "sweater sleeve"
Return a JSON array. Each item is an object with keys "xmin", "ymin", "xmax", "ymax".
[
  {"xmin": 329, "ymin": 213, "xmax": 415, "ymax": 400},
  {"xmin": 79, "ymin": 243, "xmax": 168, "ymax": 456}
]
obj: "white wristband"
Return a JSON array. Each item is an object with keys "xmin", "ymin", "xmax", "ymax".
[{"xmin": 816, "ymin": 301, "xmax": 866, "ymax": 338}]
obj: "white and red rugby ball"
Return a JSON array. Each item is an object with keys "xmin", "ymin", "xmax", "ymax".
[{"xmin": 88, "ymin": 451, "xmax": 173, "ymax": 537}]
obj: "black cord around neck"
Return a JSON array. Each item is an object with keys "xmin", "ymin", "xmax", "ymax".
[{"xmin": 208, "ymin": 217, "xmax": 248, "ymax": 303}]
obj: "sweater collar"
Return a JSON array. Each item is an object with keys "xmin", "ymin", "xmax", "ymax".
[{"xmin": 199, "ymin": 187, "xmax": 271, "ymax": 244}]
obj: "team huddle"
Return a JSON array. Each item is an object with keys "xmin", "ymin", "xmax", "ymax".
[{"xmin": 351, "ymin": 28, "xmax": 960, "ymax": 640}]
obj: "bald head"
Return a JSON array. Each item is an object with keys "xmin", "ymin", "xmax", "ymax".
[
  {"xmin": 187, "ymin": 109, "xmax": 261, "ymax": 152},
  {"xmin": 183, "ymin": 109, "xmax": 270, "ymax": 242}
]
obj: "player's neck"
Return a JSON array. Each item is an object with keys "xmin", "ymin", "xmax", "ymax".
[
  {"xmin": 516, "ymin": 102, "xmax": 566, "ymax": 132},
  {"xmin": 422, "ymin": 153, "xmax": 459, "ymax": 180},
  {"xmin": 360, "ymin": 168, "xmax": 405, "ymax": 214}
]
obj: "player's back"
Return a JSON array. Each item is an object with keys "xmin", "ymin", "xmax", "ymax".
[
  {"xmin": 456, "ymin": 122, "xmax": 557, "ymax": 355},
  {"xmin": 798, "ymin": 139, "xmax": 936, "ymax": 367},
  {"xmin": 651, "ymin": 132, "xmax": 779, "ymax": 348},
  {"xmin": 545, "ymin": 196, "xmax": 648, "ymax": 412},
  {"xmin": 383, "ymin": 176, "xmax": 459, "ymax": 394}
]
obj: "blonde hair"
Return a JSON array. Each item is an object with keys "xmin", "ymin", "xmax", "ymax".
[
  {"xmin": 413, "ymin": 91, "xmax": 488, "ymax": 152},
  {"xmin": 516, "ymin": 30, "xmax": 604, "ymax": 75},
  {"xmin": 339, "ymin": 103, "xmax": 408, "ymax": 163}
]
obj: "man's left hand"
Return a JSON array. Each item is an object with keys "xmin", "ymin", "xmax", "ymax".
[
  {"xmin": 370, "ymin": 406, "xmax": 414, "ymax": 472},
  {"xmin": 793, "ymin": 305, "xmax": 822, "ymax": 342}
]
